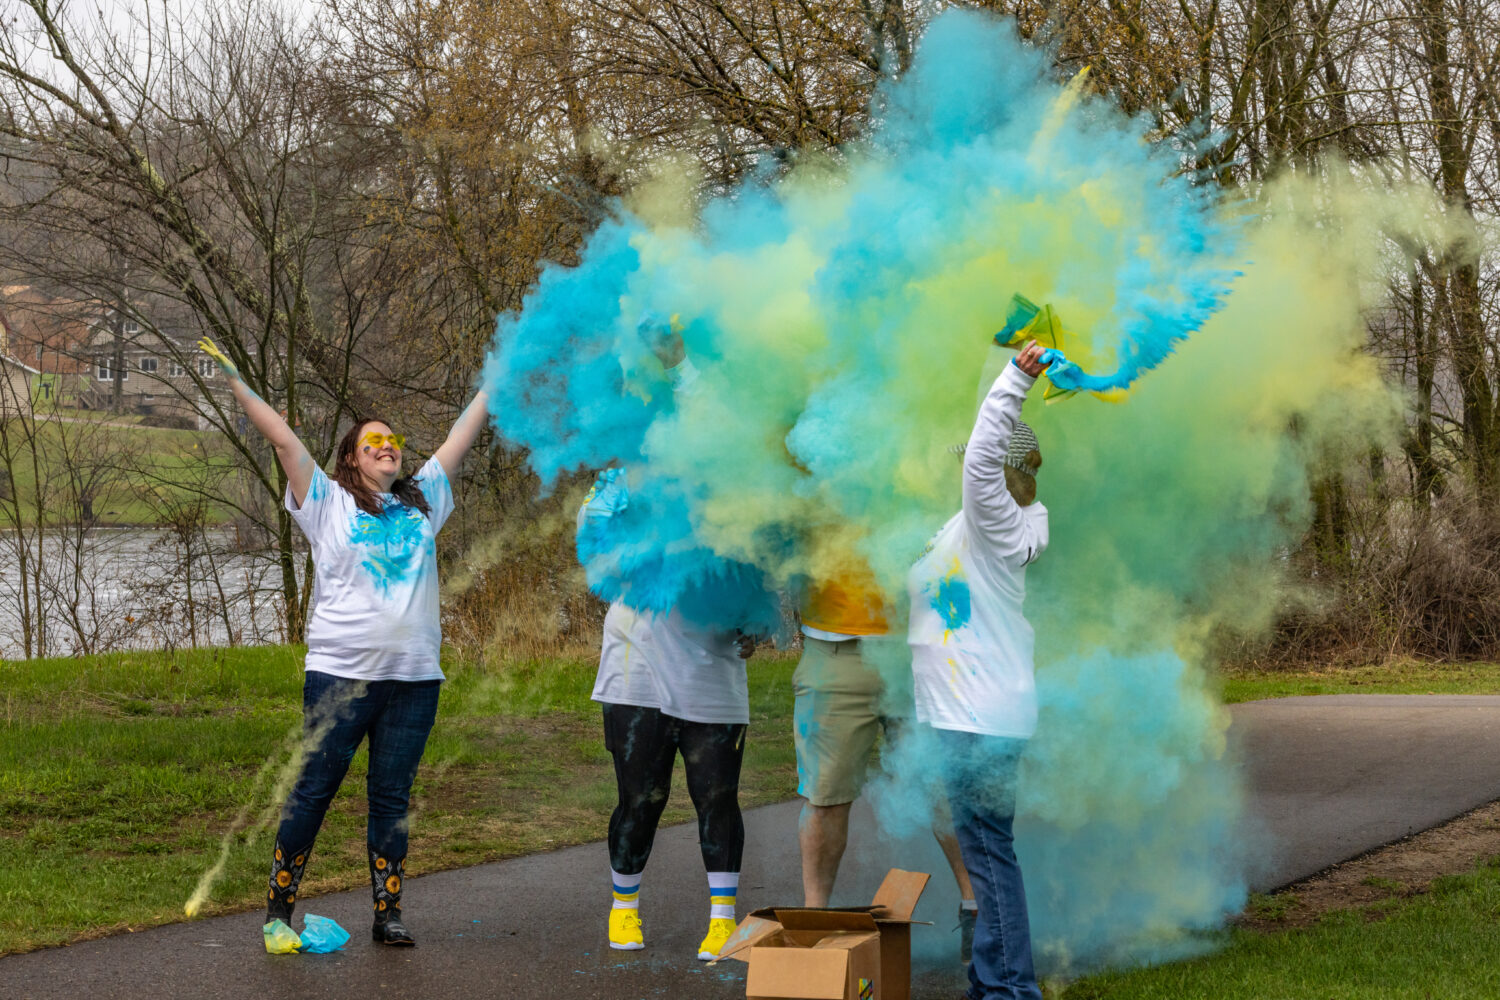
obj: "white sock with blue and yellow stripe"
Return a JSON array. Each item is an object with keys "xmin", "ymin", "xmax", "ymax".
[
  {"xmin": 708, "ymin": 871, "xmax": 738, "ymax": 920},
  {"xmin": 612, "ymin": 868, "xmax": 642, "ymax": 910}
]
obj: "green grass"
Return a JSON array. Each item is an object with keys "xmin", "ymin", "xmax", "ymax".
[
  {"xmin": 1243, "ymin": 891, "xmax": 1301, "ymax": 923},
  {"xmin": 1063, "ymin": 859, "xmax": 1500, "ymax": 999},
  {"xmin": 0, "ymin": 646, "xmax": 797, "ymax": 955},
  {"xmin": 0, "ymin": 412, "xmax": 233, "ymax": 526},
  {"xmin": 1221, "ymin": 660, "xmax": 1500, "ymax": 703}
]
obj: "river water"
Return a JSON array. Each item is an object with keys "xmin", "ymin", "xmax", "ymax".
[{"xmin": 0, "ymin": 527, "xmax": 291, "ymax": 659}]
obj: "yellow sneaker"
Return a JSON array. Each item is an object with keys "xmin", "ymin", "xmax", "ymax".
[
  {"xmin": 609, "ymin": 907, "xmax": 644, "ymax": 951},
  {"xmin": 697, "ymin": 917, "xmax": 736, "ymax": 960}
]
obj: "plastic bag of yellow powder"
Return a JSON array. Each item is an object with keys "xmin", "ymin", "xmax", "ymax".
[{"xmin": 262, "ymin": 918, "xmax": 302, "ymax": 954}]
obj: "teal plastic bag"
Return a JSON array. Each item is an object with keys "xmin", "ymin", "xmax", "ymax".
[
  {"xmin": 262, "ymin": 918, "xmax": 302, "ymax": 954},
  {"xmin": 300, "ymin": 913, "xmax": 350, "ymax": 954}
]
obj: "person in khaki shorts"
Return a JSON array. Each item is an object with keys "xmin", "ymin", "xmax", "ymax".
[{"xmin": 794, "ymin": 562, "xmax": 981, "ymax": 961}]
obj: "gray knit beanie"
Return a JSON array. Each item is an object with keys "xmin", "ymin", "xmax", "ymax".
[
  {"xmin": 1005, "ymin": 421, "xmax": 1041, "ymax": 475},
  {"xmin": 949, "ymin": 420, "xmax": 1042, "ymax": 476}
]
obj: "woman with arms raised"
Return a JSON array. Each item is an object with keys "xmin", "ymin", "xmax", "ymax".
[{"xmin": 199, "ymin": 338, "xmax": 489, "ymax": 950}]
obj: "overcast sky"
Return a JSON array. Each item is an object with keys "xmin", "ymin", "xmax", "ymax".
[
  {"xmin": 1, "ymin": 0, "xmax": 319, "ymax": 77},
  {"xmin": 4, "ymin": 0, "xmax": 318, "ymax": 48},
  {"xmin": 92, "ymin": 0, "xmax": 316, "ymax": 35}
]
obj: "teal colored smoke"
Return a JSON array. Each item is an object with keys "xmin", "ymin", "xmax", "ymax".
[
  {"xmin": 576, "ymin": 467, "xmax": 783, "ymax": 634},
  {"xmin": 484, "ymin": 8, "xmax": 1241, "ymax": 613},
  {"xmin": 475, "ymin": 6, "xmax": 1383, "ymax": 972},
  {"xmin": 483, "ymin": 222, "xmax": 651, "ymax": 484},
  {"xmin": 1021, "ymin": 651, "xmax": 1243, "ymax": 967},
  {"xmin": 482, "ymin": 223, "xmax": 779, "ymax": 632}
]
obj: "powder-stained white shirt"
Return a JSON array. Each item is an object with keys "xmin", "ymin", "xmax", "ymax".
[
  {"xmin": 908, "ymin": 363, "xmax": 1049, "ymax": 738},
  {"xmin": 286, "ymin": 455, "xmax": 454, "ymax": 682},
  {"xmin": 591, "ymin": 602, "xmax": 750, "ymax": 725}
]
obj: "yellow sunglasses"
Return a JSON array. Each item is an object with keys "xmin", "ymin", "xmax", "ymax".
[{"xmin": 360, "ymin": 432, "xmax": 406, "ymax": 450}]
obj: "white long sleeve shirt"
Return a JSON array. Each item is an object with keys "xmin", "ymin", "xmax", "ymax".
[{"xmin": 908, "ymin": 362, "xmax": 1049, "ymax": 737}]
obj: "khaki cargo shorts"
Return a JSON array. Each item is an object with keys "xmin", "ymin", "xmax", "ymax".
[{"xmin": 792, "ymin": 635, "xmax": 914, "ymax": 806}]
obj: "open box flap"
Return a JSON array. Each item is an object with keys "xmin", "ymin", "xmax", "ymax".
[
  {"xmin": 871, "ymin": 869, "xmax": 930, "ymax": 921},
  {"xmin": 744, "ymin": 904, "xmax": 880, "ymax": 916},
  {"xmin": 811, "ymin": 931, "xmax": 881, "ymax": 950},
  {"xmin": 774, "ymin": 909, "xmax": 880, "ymax": 933},
  {"xmin": 714, "ymin": 914, "xmax": 782, "ymax": 963},
  {"xmin": 759, "ymin": 905, "xmax": 880, "ymax": 917}
]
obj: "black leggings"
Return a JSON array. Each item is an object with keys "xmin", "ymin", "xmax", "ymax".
[{"xmin": 602, "ymin": 703, "xmax": 746, "ymax": 876}]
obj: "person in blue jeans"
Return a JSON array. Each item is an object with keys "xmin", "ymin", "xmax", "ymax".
[
  {"xmin": 907, "ymin": 339, "xmax": 1051, "ymax": 999},
  {"xmin": 198, "ymin": 338, "xmax": 489, "ymax": 949}
]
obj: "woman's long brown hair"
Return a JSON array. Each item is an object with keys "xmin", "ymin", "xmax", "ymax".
[{"xmin": 332, "ymin": 418, "xmax": 432, "ymax": 518}]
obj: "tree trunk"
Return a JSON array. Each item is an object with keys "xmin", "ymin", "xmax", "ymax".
[
  {"xmin": 110, "ymin": 309, "xmax": 124, "ymax": 415},
  {"xmin": 1417, "ymin": 0, "xmax": 1494, "ymax": 499},
  {"xmin": 1408, "ymin": 262, "xmax": 1441, "ymax": 503}
]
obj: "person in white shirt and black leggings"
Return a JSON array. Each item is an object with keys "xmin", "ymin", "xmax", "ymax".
[
  {"xmin": 908, "ymin": 339, "xmax": 1051, "ymax": 1000},
  {"xmin": 578, "ymin": 319, "xmax": 762, "ymax": 963},
  {"xmin": 198, "ymin": 338, "xmax": 489, "ymax": 949}
]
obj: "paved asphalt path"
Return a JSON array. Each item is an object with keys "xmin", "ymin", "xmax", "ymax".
[
  {"xmin": 1234, "ymin": 694, "xmax": 1500, "ymax": 890},
  {"xmin": 8, "ymin": 694, "xmax": 1500, "ymax": 1000}
]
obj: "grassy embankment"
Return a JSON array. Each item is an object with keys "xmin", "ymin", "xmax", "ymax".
[
  {"xmin": 0, "ymin": 646, "xmax": 798, "ymax": 955},
  {"xmin": 1063, "ymin": 860, "xmax": 1500, "ymax": 999},
  {"xmin": 1220, "ymin": 659, "xmax": 1500, "ymax": 702},
  {"xmin": 0, "ymin": 410, "xmax": 233, "ymax": 526}
]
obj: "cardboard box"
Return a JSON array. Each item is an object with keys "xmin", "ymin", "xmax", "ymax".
[{"xmin": 716, "ymin": 869, "xmax": 930, "ymax": 1000}]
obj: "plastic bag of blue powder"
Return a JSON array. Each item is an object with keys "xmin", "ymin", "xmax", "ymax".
[{"xmin": 300, "ymin": 914, "xmax": 350, "ymax": 953}]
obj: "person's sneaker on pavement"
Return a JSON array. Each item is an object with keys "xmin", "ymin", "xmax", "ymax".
[
  {"xmin": 697, "ymin": 917, "xmax": 736, "ymax": 960},
  {"xmin": 609, "ymin": 907, "xmax": 645, "ymax": 950}
]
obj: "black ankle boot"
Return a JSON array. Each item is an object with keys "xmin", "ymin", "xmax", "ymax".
[
  {"xmin": 369, "ymin": 847, "xmax": 415, "ymax": 946},
  {"xmin": 265, "ymin": 840, "xmax": 313, "ymax": 924}
]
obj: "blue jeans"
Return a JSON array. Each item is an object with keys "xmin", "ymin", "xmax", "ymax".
[
  {"xmin": 276, "ymin": 671, "xmax": 441, "ymax": 859},
  {"xmin": 938, "ymin": 728, "xmax": 1042, "ymax": 1000}
]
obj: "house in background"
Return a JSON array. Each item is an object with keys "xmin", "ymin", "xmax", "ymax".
[
  {"xmin": 0, "ymin": 286, "xmax": 222, "ymax": 425},
  {"xmin": 0, "ymin": 285, "xmax": 91, "ymax": 407},
  {"xmin": 79, "ymin": 319, "xmax": 222, "ymax": 424},
  {"xmin": 0, "ymin": 352, "xmax": 39, "ymax": 419}
]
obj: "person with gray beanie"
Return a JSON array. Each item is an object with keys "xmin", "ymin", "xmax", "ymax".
[{"xmin": 907, "ymin": 339, "xmax": 1051, "ymax": 1000}]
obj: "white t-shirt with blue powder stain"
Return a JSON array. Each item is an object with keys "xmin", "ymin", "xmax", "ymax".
[
  {"xmin": 908, "ymin": 363, "xmax": 1049, "ymax": 738},
  {"xmin": 286, "ymin": 455, "xmax": 454, "ymax": 682}
]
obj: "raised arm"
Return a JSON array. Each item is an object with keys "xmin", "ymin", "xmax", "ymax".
[
  {"xmin": 962, "ymin": 340, "xmax": 1050, "ymax": 562},
  {"xmin": 434, "ymin": 388, "xmax": 491, "ymax": 480},
  {"xmin": 198, "ymin": 338, "xmax": 317, "ymax": 506}
]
